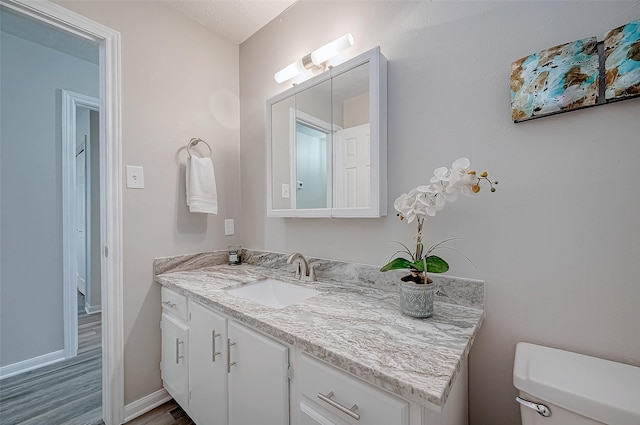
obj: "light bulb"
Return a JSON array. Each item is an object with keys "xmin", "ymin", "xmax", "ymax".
[
  {"xmin": 310, "ymin": 33, "xmax": 354, "ymax": 66},
  {"xmin": 274, "ymin": 59, "xmax": 306, "ymax": 84}
]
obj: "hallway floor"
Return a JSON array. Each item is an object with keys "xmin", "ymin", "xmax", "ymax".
[
  {"xmin": 0, "ymin": 292, "xmax": 102, "ymax": 424},
  {"xmin": 0, "ymin": 350, "xmax": 102, "ymax": 424},
  {"xmin": 0, "ymin": 293, "xmax": 194, "ymax": 424}
]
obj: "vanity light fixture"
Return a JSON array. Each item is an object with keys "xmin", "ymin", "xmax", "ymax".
[{"xmin": 274, "ymin": 33, "xmax": 354, "ymax": 84}]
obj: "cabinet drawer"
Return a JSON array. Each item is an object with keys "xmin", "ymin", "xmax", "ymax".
[
  {"xmin": 299, "ymin": 354, "xmax": 409, "ymax": 425},
  {"xmin": 161, "ymin": 287, "xmax": 187, "ymax": 321}
]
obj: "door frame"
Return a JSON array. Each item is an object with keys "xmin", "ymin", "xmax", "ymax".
[
  {"xmin": 62, "ymin": 90, "xmax": 99, "ymax": 359},
  {"xmin": 1, "ymin": 1, "xmax": 125, "ymax": 423},
  {"xmin": 289, "ymin": 109, "xmax": 337, "ymax": 213}
]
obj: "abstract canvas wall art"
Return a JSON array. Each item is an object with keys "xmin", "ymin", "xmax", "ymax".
[
  {"xmin": 605, "ymin": 19, "xmax": 640, "ymax": 101},
  {"xmin": 510, "ymin": 37, "xmax": 600, "ymax": 122}
]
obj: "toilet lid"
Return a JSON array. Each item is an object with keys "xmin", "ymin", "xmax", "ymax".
[{"xmin": 513, "ymin": 342, "xmax": 640, "ymax": 425}]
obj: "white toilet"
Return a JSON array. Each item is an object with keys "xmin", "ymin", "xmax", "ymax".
[{"xmin": 513, "ymin": 342, "xmax": 640, "ymax": 425}]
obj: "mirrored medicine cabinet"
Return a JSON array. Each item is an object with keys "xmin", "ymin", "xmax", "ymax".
[{"xmin": 266, "ymin": 47, "xmax": 387, "ymax": 218}]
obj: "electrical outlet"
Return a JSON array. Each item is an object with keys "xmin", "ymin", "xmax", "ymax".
[
  {"xmin": 126, "ymin": 165, "xmax": 144, "ymax": 189},
  {"xmin": 282, "ymin": 183, "xmax": 290, "ymax": 199},
  {"xmin": 224, "ymin": 219, "xmax": 235, "ymax": 236}
]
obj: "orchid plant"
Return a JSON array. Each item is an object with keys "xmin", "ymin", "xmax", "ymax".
[{"xmin": 380, "ymin": 158, "xmax": 498, "ymax": 284}]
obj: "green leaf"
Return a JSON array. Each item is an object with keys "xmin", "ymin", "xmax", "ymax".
[
  {"xmin": 382, "ymin": 256, "xmax": 449, "ymax": 274},
  {"xmin": 409, "ymin": 257, "xmax": 427, "ymax": 271},
  {"xmin": 426, "ymin": 255, "xmax": 449, "ymax": 273},
  {"xmin": 380, "ymin": 257, "xmax": 412, "ymax": 272},
  {"xmin": 410, "ymin": 256, "xmax": 449, "ymax": 273}
]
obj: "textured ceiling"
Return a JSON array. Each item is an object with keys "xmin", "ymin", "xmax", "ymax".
[
  {"xmin": 0, "ymin": 1, "xmax": 296, "ymax": 61},
  {"xmin": 165, "ymin": 0, "xmax": 298, "ymax": 45}
]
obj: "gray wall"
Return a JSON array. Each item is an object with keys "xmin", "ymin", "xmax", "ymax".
[
  {"xmin": 57, "ymin": 0, "xmax": 241, "ymax": 405},
  {"xmin": 240, "ymin": 2, "xmax": 640, "ymax": 424},
  {"xmin": 0, "ymin": 31, "xmax": 99, "ymax": 366}
]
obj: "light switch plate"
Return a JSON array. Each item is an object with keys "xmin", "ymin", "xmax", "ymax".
[
  {"xmin": 126, "ymin": 165, "xmax": 144, "ymax": 189},
  {"xmin": 224, "ymin": 219, "xmax": 235, "ymax": 236},
  {"xmin": 281, "ymin": 183, "xmax": 290, "ymax": 199}
]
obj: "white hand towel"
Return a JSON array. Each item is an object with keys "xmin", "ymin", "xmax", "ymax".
[{"xmin": 186, "ymin": 156, "xmax": 218, "ymax": 214}]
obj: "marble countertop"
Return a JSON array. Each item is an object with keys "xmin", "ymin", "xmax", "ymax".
[{"xmin": 154, "ymin": 251, "xmax": 484, "ymax": 409}]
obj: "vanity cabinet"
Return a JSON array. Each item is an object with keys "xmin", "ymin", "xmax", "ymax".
[
  {"xmin": 160, "ymin": 286, "xmax": 468, "ymax": 425},
  {"xmin": 160, "ymin": 288, "xmax": 189, "ymax": 407},
  {"xmin": 160, "ymin": 289, "xmax": 290, "ymax": 425}
]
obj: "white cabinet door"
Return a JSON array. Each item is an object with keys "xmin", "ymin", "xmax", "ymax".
[
  {"xmin": 228, "ymin": 321, "xmax": 289, "ymax": 425},
  {"xmin": 188, "ymin": 300, "xmax": 228, "ymax": 425},
  {"xmin": 161, "ymin": 312, "xmax": 189, "ymax": 407}
]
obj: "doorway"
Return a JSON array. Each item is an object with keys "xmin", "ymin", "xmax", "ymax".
[
  {"xmin": 62, "ymin": 90, "xmax": 101, "ymax": 358},
  {"xmin": 0, "ymin": 0, "xmax": 123, "ymax": 423},
  {"xmin": 295, "ymin": 121, "xmax": 330, "ymax": 209}
]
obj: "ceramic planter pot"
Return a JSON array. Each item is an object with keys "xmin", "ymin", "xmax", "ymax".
[{"xmin": 399, "ymin": 280, "xmax": 434, "ymax": 318}]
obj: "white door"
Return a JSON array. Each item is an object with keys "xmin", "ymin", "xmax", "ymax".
[
  {"xmin": 75, "ymin": 142, "xmax": 87, "ymax": 295},
  {"xmin": 189, "ymin": 300, "xmax": 228, "ymax": 425},
  {"xmin": 228, "ymin": 321, "xmax": 289, "ymax": 425},
  {"xmin": 334, "ymin": 123, "xmax": 370, "ymax": 208}
]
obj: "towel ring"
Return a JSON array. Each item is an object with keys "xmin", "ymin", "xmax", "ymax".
[{"xmin": 187, "ymin": 138, "xmax": 212, "ymax": 158}]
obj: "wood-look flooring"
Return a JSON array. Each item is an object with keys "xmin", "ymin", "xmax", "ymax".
[
  {"xmin": 0, "ymin": 292, "xmax": 103, "ymax": 425},
  {"xmin": 77, "ymin": 292, "xmax": 102, "ymax": 355},
  {"xmin": 0, "ymin": 292, "xmax": 195, "ymax": 425},
  {"xmin": 124, "ymin": 400, "xmax": 195, "ymax": 425}
]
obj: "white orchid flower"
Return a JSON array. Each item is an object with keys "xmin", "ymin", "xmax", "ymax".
[
  {"xmin": 452, "ymin": 157, "xmax": 470, "ymax": 170},
  {"xmin": 395, "ymin": 157, "xmax": 494, "ymax": 227},
  {"xmin": 394, "ymin": 189, "xmax": 421, "ymax": 223},
  {"xmin": 393, "ymin": 193, "xmax": 408, "ymax": 213},
  {"xmin": 384, "ymin": 157, "xmax": 498, "ymax": 278},
  {"xmin": 430, "ymin": 166, "xmax": 449, "ymax": 184},
  {"xmin": 444, "ymin": 157, "xmax": 476, "ymax": 197},
  {"xmin": 415, "ymin": 184, "xmax": 445, "ymax": 216}
]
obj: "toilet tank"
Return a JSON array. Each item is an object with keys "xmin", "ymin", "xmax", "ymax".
[{"xmin": 513, "ymin": 342, "xmax": 640, "ymax": 425}]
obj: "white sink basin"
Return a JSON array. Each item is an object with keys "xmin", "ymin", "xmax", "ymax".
[{"xmin": 225, "ymin": 278, "xmax": 321, "ymax": 309}]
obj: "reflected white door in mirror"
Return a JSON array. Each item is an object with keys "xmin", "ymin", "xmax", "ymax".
[{"xmin": 267, "ymin": 47, "xmax": 387, "ymax": 218}]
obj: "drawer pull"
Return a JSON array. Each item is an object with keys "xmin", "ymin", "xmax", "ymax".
[
  {"xmin": 162, "ymin": 301, "xmax": 177, "ymax": 308},
  {"xmin": 318, "ymin": 391, "xmax": 360, "ymax": 420},
  {"xmin": 212, "ymin": 330, "xmax": 221, "ymax": 362},
  {"xmin": 175, "ymin": 338, "xmax": 184, "ymax": 364},
  {"xmin": 227, "ymin": 339, "xmax": 237, "ymax": 373}
]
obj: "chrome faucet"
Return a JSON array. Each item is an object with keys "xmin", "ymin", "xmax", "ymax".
[{"xmin": 287, "ymin": 252, "xmax": 317, "ymax": 282}]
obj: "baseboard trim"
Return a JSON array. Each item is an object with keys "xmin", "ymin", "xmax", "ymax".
[
  {"xmin": 123, "ymin": 388, "xmax": 172, "ymax": 423},
  {"xmin": 85, "ymin": 302, "xmax": 102, "ymax": 315},
  {"xmin": 0, "ymin": 349, "xmax": 66, "ymax": 380}
]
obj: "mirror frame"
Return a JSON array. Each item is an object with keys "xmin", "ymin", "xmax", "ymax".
[{"xmin": 266, "ymin": 46, "xmax": 387, "ymax": 218}]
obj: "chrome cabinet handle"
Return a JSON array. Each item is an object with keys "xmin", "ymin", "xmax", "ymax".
[
  {"xmin": 516, "ymin": 396, "xmax": 551, "ymax": 417},
  {"xmin": 227, "ymin": 339, "xmax": 236, "ymax": 373},
  {"xmin": 162, "ymin": 301, "xmax": 176, "ymax": 308},
  {"xmin": 175, "ymin": 338, "xmax": 184, "ymax": 364},
  {"xmin": 212, "ymin": 330, "xmax": 221, "ymax": 362},
  {"xmin": 318, "ymin": 391, "xmax": 360, "ymax": 420}
]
